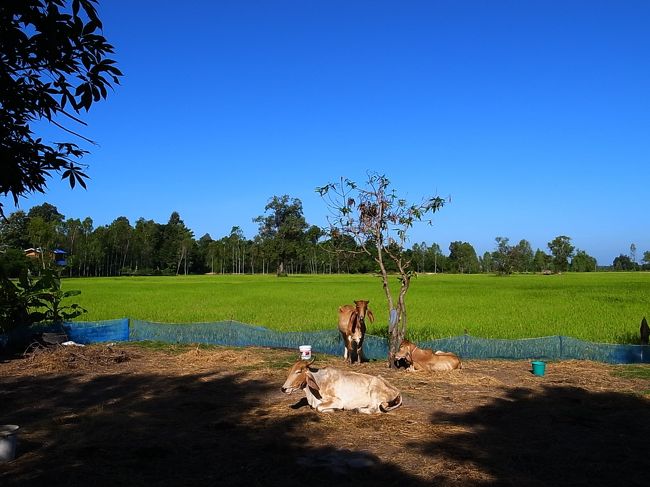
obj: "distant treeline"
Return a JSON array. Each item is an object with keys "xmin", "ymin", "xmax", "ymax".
[{"xmin": 1, "ymin": 200, "xmax": 648, "ymax": 278}]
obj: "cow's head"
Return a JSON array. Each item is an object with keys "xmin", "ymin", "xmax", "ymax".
[
  {"xmin": 394, "ymin": 339, "xmax": 416, "ymax": 362},
  {"xmin": 281, "ymin": 358, "xmax": 318, "ymax": 394},
  {"xmin": 351, "ymin": 300, "xmax": 374, "ymax": 337}
]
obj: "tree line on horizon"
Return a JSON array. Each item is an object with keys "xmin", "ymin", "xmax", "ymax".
[{"xmin": 0, "ymin": 198, "xmax": 647, "ymax": 278}]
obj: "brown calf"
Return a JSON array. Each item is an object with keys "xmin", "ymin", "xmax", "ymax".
[
  {"xmin": 337, "ymin": 300, "xmax": 374, "ymax": 364},
  {"xmin": 394, "ymin": 339, "xmax": 462, "ymax": 371}
]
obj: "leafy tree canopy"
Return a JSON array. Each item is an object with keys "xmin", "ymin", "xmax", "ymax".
[
  {"xmin": 613, "ymin": 254, "xmax": 636, "ymax": 271},
  {"xmin": 254, "ymin": 195, "xmax": 308, "ymax": 275},
  {"xmin": 0, "ymin": 0, "xmax": 122, "ymax": 218},
  {"xmin": 547, "ymin": 235, "xmax": 575, "ymax": 272}
]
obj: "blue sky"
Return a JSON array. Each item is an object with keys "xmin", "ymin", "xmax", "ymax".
[{"xmin": 11, "ymin": 0, "xmax": 650, "ymax": 264}]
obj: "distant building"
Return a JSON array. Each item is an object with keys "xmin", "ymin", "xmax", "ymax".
[{"xmin": 24, "ymin": 248, "xmax": 67, "ymax": 266}]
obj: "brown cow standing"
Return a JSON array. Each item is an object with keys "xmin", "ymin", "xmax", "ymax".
[{"xmin": 338, "ymin": 300, "xmax": 374, "ymax": 364}]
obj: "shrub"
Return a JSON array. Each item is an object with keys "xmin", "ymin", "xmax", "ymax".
[{"xmin": 0, "ymin": 269, "xmax": 87, "ymax": 333}]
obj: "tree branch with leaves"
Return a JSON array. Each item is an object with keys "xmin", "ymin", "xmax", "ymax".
[{"xmin": 0, "ymin": 0, "xmax": 122, "ymax": 219}]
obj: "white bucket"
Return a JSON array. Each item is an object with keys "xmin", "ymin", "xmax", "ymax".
[
  {"xmin": 0, "ymin": 425, "xmax": 19, "ymax": 462},
  {"xmin": 299, "ymin": 345, "xmax": 312, "ymax": 360}
]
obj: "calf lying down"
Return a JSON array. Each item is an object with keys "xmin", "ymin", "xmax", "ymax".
[
  {"xmin": 395, "ymin": 339, "xmax": 462, "ymax": 371},
  {"xmin": 281, "ymin": 359, "xmax": 402, "ymax": 414}
]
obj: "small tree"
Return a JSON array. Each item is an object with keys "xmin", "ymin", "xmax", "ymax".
[
  {"xmin": 642, "ymin": 250, "xmax": 650, "ymax": 270},
  {"xmin": 547, "ymin": 235, "xmax": 575, "ymax": 272},
  {"xmin": 492, "ymin": 236, "xmax": 513, "ymax": 275},
  {"xmin": 613, "ymin": 254, "xmax": 635, "ymax": 271},
  {"xmin": 570, "ymin": 249, "xmax": 597, "ymax": 272},
  {"xmin": 254, "ymin": 195, "xmax": 308, "ymax": 276},
  {"xmin": 318, "ymin": 173, "xmax": 445, "ymax": 366}
]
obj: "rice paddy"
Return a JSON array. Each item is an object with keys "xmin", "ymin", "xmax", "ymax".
[{"xmin": 61, "ymin": 272, "xmax": 650, "ymax": 344}]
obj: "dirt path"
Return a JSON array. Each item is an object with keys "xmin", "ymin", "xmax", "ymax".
[{"xmin": 1, "ymin": 344, "xmax": 649, "ymax": 486}]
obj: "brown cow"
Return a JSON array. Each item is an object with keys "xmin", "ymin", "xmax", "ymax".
[
  {"xmin": 338, "ymin": 300, "xmax": 374, "ymax": 363},
  {"xmin": 281, "ymin": 358, "xmax": 402, "ymax": 414},
  {"xmin": 394, "ymin": 339, "xmax": 462, "ymax": 371}
]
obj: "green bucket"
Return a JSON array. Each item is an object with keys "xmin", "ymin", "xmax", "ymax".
[{"xmin": 531, "ymin": 361, "xmax": 546, "ymax": 377}]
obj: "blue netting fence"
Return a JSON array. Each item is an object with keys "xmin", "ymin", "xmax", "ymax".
[{"xmin": 1, "ymin": 318, "xmax": 649, "ymax": 364}]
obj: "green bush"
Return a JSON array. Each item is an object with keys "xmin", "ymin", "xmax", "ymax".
[{"xmin": 0, "ymin": 269, "xmax": 87, "ymax": 333}]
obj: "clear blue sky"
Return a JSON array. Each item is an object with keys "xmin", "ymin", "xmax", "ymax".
[{"xmin": 11, "ymin": 0, "xmax": 650, "ymax": 265}]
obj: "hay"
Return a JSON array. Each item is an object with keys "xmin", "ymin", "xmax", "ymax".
[
  {"xmin": 21, "ymin": 344, "xmax": 138, "ymax": 372},
  {"xmin": 173, "ymin": 346, "xmax": 266, "ymax": 368}
]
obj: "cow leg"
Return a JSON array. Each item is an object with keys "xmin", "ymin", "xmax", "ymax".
[
  {"xmin": 346, "ymin": 336, "xmax": 356, "ymax": 363},
  {"xmin": 356, "ymin": 406, "xmax": 378, "ymax": 414},
  {"xmin": 316, "ymin": 398, "xmax": 344, "ymax": 412},
  {"xmin": 340, "ymin": 331, "xmax": 349, "ymax": 361},
  {"xmin": 349, "ymin": 343, "xmax": 355, "ymax": 363}
]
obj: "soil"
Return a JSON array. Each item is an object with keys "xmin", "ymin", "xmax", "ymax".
[{"xmin": 1, "ymin": 343, "xmax": 649, "ymax": 487}]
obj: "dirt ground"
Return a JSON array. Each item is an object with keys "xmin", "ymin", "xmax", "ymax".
[{"xmin": 1, "ymin": 343, "xmax": 649, "ymax": 487}]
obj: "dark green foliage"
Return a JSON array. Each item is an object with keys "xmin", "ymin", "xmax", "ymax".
[
  {"xmin": 0, "ymin": 247, "xmax": 32, "ymax": 278},
  {"xmin": 547, "ymin": 235, "xmax": 575, "ymax": 272},
  {"xmin": 0, "ymin": 268, "xmax": 86, "ymax": 333},
  {"xmin": 448, "ymin": 241, "xmax": 480, "ymax": 274},
  {"xmin": 0, "ymin": 0, "xmax": 122, "ymax": 218},
  {"xmin": 254, "ymin": 195, "xmax": 308, "ymax": 276},
  {"xmin": 571, "ymin": 249, "xmax": 597, "ymax": 272},
  {"xmin": 613, "ymin": 254, "xmax": 637, "ymax": 271},
  {"xmin": 0, "ymin": 201, "xmax": 644, "ymax": 276}
]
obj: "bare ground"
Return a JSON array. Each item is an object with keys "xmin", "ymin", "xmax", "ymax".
[{"xmin": 1, "ymin": 343, "xmax": 649, "ymax": 487}]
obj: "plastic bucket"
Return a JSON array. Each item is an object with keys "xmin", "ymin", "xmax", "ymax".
[
  {"xmin": 531, "ymin": 361, "xmax": 546, "ymax": 377},
  {"xmin": 299, "ymin": 345, "xmax": 312, "ymax": 360},
  {"xmin": 0, "ymin": 425, "xmax": 19, "ymax": 462}
]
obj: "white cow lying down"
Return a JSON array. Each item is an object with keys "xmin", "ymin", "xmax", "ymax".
[{"xmin": 281, "ymin": 358, "xmax": 403, "ymax": 414}]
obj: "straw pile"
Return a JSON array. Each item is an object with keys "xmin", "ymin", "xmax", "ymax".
[{"xmin": 21, "ymin": 343, "xmax": 138, "ymax": 372}]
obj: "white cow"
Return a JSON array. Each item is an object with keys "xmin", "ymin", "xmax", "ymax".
[{"xmin": 281, "ymin": 359, "xmax": 402, "ymax": 414}]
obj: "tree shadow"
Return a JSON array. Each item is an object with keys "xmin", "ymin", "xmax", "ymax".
[
  {"xmin": 414, "ymin": 384, "xmax": 650, "ymax": 486},
  {"xmin": 3, "ymin": 358, "xmax": 648, "ymax": 486},
  {"xmin": 0, "ymin": 366, "xmax": 428, "ymax": 487}
]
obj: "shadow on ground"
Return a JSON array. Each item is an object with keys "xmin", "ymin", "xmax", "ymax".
[
  {"xmin": 417, "ymin": 385, "xmax": 650, "ymax": 486},
  {"xmin": 0, "ymin": 369, "xmax": 427, "ymax": 486},
  {"xmin": 1, "ymin": 361, "xmax": 649, "ymax": 486}
]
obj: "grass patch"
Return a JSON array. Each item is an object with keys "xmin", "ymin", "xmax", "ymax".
[
  {"xmin": 613, "ymin": 365, "xmax": 650, "ymax": 380},
  {"xmin": 613, "ymin": 365, "xmax": 650, "ymax": 395}
]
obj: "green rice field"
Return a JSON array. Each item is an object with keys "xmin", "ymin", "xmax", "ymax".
[{"xmin": 61, "ymin": 272, "xmax": 650, "ymax": 344}]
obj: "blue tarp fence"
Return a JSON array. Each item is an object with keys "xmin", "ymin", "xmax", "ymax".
[{"xmin": 1, "ymin": 318, "xmax": 649, "ymax": 364}]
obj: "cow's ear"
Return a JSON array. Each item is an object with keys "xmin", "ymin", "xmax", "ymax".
[
  {"xmin": 367, "ymin": 309, "xmax": 374, "ymax": 323},
  {"xmin": 349, "ymin": 311, "xmax": 358, "ymax": 333},
  {"xmin": 306, "ymin": 372, "xmax": 319, "ymax": 390},
  {"xmin": 305, "ymin": 372, "xmax": 322, "ymax": 398}
]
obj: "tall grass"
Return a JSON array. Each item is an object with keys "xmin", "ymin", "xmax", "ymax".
[{"xmin": 62, "ymin": 272, "xmax": 650, "ymax": 344}]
